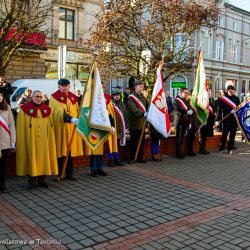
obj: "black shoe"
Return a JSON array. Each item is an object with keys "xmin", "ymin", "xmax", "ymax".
[
  {"xmin": 114, "ymin": 160, "xmax": 123, "ymax": 166},
  {"xmin": 0, "ymin": 185, "xmax": 7, "ymax": 193},
  {"xmin": 97, "ymin": 169, "xmax": 107, "ymax": 176},
  {"xmin": 65, "ymin": 176, "xmax": 77, "ymax": 181},
  {"xmin": 136, "ymin": 160, "xmax": 147, "ymax": 163},
  {"xmin": 108, "ymin": 159, "xmax": 114, "ymax": 167},
  {"xmin": 54, "ymin": 176, "xmax": 61, "ymax": 182},
  {"xmin": 91, "ymin": 171, "xmax": 98, "ymax": 177},
  {"xmin": 187, "ymin": 152, "xmax": 196, "ymax": 156},
  {"xmin": 38, "ymin": 182, "xmax": 49, "ymax": 188},
  {"xmin": 27, "ymin": 183, "xmax": 37, "ymax": 190},
  {"xmin": 128, "ymin": 160, "xmax": 135, "ymax": 164},
  {"xmin": 232, "ymin": 146, "xmax": 237, "ymax": 150},
  {"xmin": 176, "ymin": 154, "xmax": 184, "ymax": 159}
]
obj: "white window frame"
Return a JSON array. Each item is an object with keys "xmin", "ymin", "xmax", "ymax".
[{"xmin": 216, "ymin": 40, "xmax": 224, "ymax": 61}]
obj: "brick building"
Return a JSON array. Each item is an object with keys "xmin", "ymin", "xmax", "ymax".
[{"xmin": 4, "ymin": 0, "xmax": 102, "ymax": 84}]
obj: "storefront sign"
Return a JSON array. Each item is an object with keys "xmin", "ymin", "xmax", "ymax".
[
  {"xmin": 171, "ymin": 82, "xmax": 186, "ymax": 88},
  {"xmin": 41, "ymin": 49, "xmax": 92, "ymax": 64}
]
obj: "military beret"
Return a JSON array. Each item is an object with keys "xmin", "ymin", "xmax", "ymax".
[
  {"xmin": 58, "ymin": 79, "xmax": 70, "ymax": 85},
  {"xmin": 134, "ymin": 80, "xmax": 144, "ymax": 86}
]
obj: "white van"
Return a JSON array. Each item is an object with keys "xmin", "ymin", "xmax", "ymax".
[{"xmin": 10, "ymin": 79, "xmax": 83, "ymax": 109}]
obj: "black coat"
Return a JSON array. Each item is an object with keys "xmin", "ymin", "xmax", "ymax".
[{"xmin": 200, "ymin": 99, "xmax": 215, "ymax": 137}]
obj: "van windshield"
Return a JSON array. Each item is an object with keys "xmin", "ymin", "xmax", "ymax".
[{"xmin": 11, "ymin": 87, "xmax": 26, "ymax": 102}]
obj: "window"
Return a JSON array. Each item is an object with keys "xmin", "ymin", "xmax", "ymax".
[
  {"xmin": 232, "ymin": 16, "xmax": 237, "ymax": 31},
  {"xmin": 173, "ymin": 34, "xmax": 188, "ymax": 61},
  {"xmin": 216, "ymin": 40, "xmax": 224, "ymax": 61},
  {"xmin": 59, "ymin": 8, "xmax": 75, "ymax": 40},
  {"xmin": 230, "ymin": 44, "xmax": 237, "ymax": 63},
  {"xmin": 217, "ymin": 16, "xmax": 223, "ymax": 27}
]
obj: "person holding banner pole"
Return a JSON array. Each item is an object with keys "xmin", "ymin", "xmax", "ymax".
[
  {"xmin": 216, "ymin": 85, "xmax": 240, "ymax": 154},
  {"xmin": 49, "ymin": 79, "xmax": 84, "ymax": 181},
  {"xmin": 173, "ymin": 88, "xmax": 193, "ymax": 159},
  {"xmin": 127, "ymin": 80, "xmax": 148, "ymax": 164}
]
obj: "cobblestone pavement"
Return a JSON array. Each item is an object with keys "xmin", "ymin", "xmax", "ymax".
[{"xmin": 0, "ymin": 140, "xmax": 250, "ymax": 250}]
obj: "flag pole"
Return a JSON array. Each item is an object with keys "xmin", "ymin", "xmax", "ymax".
[
  {"xmin": 60, "ymin": 58, "xmax": 96, "ymax": 179},
  {"xmin": 134, "ymin": 120, "xmax": 147, "ymax": 161},
  {"xmin": 134, "ymin": 61, "xmax": 164, "ymax": 162}
]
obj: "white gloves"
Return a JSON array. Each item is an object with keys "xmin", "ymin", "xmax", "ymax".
[
  {"xmin": 71, "ymin": 118, "xmax": 79, "ymax": 126},
  {"xmin": 215, "ymin": 121, "xmax": 220, "ymax": 127},
  {"xmin": 111, "ymin": 126, "xmax": 115, "ymax": 135},
  {"xmin": 187, "ymin": 110, "xmax": 193, "ymax": 115},
  {"xmin": 188, "ymin": 124, "xmax": 192, "ymax": 129},
  {"xmin": 230, "ymin": 109, "xmax": 236, "ymax": 114},
  {"xmin": 144, "ymin": 112, "xmax": 148, "ymax": 118},
  {"xmin": 10, "ymin": 143, "xmax": 16, "ymax": 149}
]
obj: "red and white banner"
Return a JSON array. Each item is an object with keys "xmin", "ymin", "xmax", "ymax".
[
  {"xmin": 221, "ymin": 96, "xmax": 237, "ymax": 109},
  {"xmin": 113, "ymin": 104, "xmax": 126, "ymax": 146},
  {"xmin": 0, "ymin": 116, "xmax": 10, "ymax": 135},
  {"xmin": 128, "ymin": 94, "xmax": 146, "ymax": 113},
  {"xmin": 147, "ymin": 62, "xmax": 171, "ymax": 138}
]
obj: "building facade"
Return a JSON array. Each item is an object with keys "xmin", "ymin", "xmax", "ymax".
[
  {"xmin": 168, "ymin": 3, "xmax": 250, "ymax": 99},
  {"xmin": 5, "ymin": 0, "xmax": 102, "ymax": 84}
]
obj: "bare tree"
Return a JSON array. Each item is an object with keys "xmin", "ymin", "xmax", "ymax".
[
  {"xmin": 90, "ymin": 0, "xmax": 221, "ymax": 84},
  {"xmin": 0, "ymin": 0, "xmax": 52, "ymax": 76}
]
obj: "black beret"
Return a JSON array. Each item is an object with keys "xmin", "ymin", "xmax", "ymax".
[
  {"xmin": 134, "ymin": 80, "xmax": 144, "ymax": 86},
  {"xmin": 58, "ymin": 79, "xmax": 70, "ymax": 85}
]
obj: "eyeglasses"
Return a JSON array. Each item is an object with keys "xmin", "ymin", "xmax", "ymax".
[{"xmin": 34, "ymin": 96, "xmax": 43, "ymax": 99}]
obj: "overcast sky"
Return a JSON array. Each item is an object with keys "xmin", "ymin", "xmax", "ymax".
[{"xmin": 228, "ymin": 0, "xmax": 250, "ymax": 11}]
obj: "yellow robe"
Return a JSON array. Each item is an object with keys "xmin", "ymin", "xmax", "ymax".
[
  {"xmin": 107, "ymin": 101, "xmax": 118, "ymax": 153},
  {"xmin": 16, "ymin": 109, "xmax": 58, "ymax": 177},
  {"xmin": 49, "ymin": 95, "xmax": 84, "ymax": 157}
]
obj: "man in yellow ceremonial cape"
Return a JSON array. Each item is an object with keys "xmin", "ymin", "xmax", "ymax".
[
  {"xmin": 16, "ymin": 90, "xmax": 58, "ymax": 189},
  {"xmin": 49, "ymin": 79, "xmax": 84, "ymax": 181}
]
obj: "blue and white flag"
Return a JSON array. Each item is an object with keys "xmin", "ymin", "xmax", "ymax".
[{"xmin": 234, "ymin": 98, "xmax": 250, "ymax": 144}]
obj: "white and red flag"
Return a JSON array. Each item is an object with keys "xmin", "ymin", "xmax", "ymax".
[{"xmin": 147, "ymin": 62, "xmax": 171, "ymax": 138}]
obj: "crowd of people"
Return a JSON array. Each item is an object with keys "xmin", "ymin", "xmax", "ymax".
[{"xmin": 0, "ymin": 77, "xmax": 244, "ymax": 193}]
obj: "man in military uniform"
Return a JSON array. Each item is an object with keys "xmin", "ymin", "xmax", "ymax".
[
  {"xmin": 216, "ymin": 85, "xmax": 240, "ymax": 154},
  {"xmin": 127, "ymin": 80, "xmax": 148, "ymax": 163},
  {"xmin": 49, "ymin": 79, "xmax": 84, "ymax": 181},
  {"xmin": 173, "ymin": 88, "xmax": 193, "ymax": 159}
]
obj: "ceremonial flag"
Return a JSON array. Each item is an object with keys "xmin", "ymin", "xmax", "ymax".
[
  {"xmin": 147, "ymin": 62, "xmax": 171, "ymax": 138},
  {"xmin": 234, "ymin": 98, "xmax": 250, "ymax": 144},
  {"xmin": 77, "ymin": 62, "xmax": 111, "ymax": 150},
  {"xmin": 190, "ymin": 50, "xmax": 209, "ymax": 125}
]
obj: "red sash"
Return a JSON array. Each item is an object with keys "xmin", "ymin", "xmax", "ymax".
[
  {"xmin": 128, "ymin": 94, "xmax": 146, "ymax": 113},
  {"xmin": 0, "ymin": 116, "xmax": 10, "ymax": 135},
  {"xmin": 175, "ymin": 98, "xmax": 188, "ymax": 111},
  {"xmin": 220, "ymin": 96, "xmax": 236, "ymax": 109},
  {"xmin": 207, "ymin": 105, "xmax": 213, "ymax": 114},
  {"xmin": 113, "ymin": 104, "xmax": 126, "ymax": 146}
]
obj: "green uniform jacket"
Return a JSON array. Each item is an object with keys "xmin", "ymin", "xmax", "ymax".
[{"xmin": 127, "ymin": 91, "xmax": 147, "ymax": 130}]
